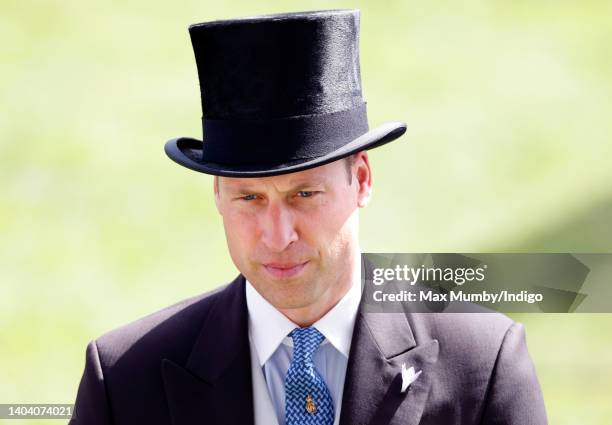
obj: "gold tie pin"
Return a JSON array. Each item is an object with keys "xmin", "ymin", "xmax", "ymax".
[{"xmin": 305, "ymin": 394, "xmax": 316, "ymax": 414}]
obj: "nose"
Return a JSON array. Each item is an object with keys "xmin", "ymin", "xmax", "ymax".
[{"xmin": 260, "ymin": 201, "xmax": 298, "ymax": 252}]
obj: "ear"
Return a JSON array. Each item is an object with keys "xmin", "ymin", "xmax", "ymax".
[
  {"xmin": 354, "ymin": 151, "xmax": 372, "ymax": 208},
  {"xmin": 213, "ymin": 176, "xmax": 222, "ymax": 214}
]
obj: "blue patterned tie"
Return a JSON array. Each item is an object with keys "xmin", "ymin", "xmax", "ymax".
[{"xmin": 285, "ymin": 327, "xmax": 335, "ymax": 425}]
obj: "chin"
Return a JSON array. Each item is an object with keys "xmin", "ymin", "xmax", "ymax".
[{"xmin": 268, "ymin": 279, "xmax": 322, "ymax": 307}]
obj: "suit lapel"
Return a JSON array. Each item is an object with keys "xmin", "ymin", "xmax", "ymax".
[
  {"xmin": 339, "ymin": 256, "xmax": 440, "ymax": 425},
  {"xmin": 161, "ymin": 275, "xmax": 254, "ymax": 425}
]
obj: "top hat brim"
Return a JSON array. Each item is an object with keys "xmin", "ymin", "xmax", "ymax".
[{"xmin": 164, "ymin": 121, "xmax": 407, "ymax": 177}]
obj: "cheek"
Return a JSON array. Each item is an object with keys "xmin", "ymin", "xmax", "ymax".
[
  {"xmin": 303, "ymin": 201, "xmax": 354, "ymax": 248},
  {"xmin": 223, "ymin": 211, "xmax": 259, "ymax": 256}
]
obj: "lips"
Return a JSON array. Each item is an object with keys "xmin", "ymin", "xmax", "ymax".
[{"xmin": 262, "ymin": 261, "xmax": 309, "ymax": 279}]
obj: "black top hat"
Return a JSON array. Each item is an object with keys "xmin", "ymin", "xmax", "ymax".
[{"xmin": 165, "ymin": 9, "xmax": 407, "ymax": 177}]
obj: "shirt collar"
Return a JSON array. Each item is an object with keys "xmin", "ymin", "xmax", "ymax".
[{"xmin": 246, "ymin": 254, "xmax": 362, "ymax": 366}]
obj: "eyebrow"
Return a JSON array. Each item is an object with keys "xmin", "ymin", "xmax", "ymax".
[{"xmin": 224, "ymin": 178, "xmax": 326, "ymax": 194}]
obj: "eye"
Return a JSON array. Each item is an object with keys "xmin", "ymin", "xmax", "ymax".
[
  {"xmin": 297, "ymin": 191, "xmax": 315, "ymax": 198},
  {"xmin": 241, "ymin": 194, "xmax": 258, "ymax": 201}
]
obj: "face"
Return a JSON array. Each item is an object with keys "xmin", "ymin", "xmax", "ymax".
[{"xmin": 214, "ymin": 153, "xmax": 372, "ymax": 315}]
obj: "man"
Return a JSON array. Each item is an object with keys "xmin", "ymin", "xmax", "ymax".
[{"xmin": 71, "ymin": 10, "xmax": 547, "ymax": 425}]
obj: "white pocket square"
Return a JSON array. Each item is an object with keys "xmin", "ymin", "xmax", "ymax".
[{"xmin": 400, "ymin": 363, "xmax": 422, "ymax": 393}]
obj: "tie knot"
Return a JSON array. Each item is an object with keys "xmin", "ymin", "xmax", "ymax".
[{"xmin": 289, "ymin": 327, "xmax": 325, "ymax": 363}]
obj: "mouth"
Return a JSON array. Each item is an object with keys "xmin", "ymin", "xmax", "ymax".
[{"xmin": 262, "ymin": 261, "xmax": 309, "ymax": 279}]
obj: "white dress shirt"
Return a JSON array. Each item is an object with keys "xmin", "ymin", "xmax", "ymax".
[{"xmin": 246, "ymin": 258, "xmax": 362, "ymax": 425}]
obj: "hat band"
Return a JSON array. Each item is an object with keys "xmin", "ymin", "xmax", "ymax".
[{"xmin": 200, "ymin": 103, "xmax": 369, "ymax": 165}]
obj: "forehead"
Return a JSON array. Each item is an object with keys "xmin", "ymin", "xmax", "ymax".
[{"xmin": 218, "ymin": 159, "xmax": 344, "ymax": 191}]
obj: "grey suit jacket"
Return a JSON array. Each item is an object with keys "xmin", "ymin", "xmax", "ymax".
[{"xmin": 70, "ymin": 263, "xmax": 547, "ymax": 424}]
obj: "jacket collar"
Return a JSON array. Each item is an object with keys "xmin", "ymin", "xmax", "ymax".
[
  {"xmin": 162, "ymin": 274, "xmax": 254, "ymax": 425},
  {"xmin": 338, "ymin": 310, "xmax": 439, "ymax": 425},
  {"xmin": 338, "ymin": 255, "xmax": 440, "ymax": 425}
]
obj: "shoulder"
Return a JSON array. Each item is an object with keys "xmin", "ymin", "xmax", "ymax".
[
  {"xmin": 408, "ymin": 311, "xmax": 521, "ymax": 362},
  {"xmin": 71, "ymin": 275, "xmax": 246, "ymax": 422},
  {"xmin": 92, "ymin": 276, "xmax": 239, "ymax": 373},
  {"xmin": 408, "ymin": 311, "xmax": 536, "ymax": 402},
  {"xmin": 410, "ymin": 310, "xmax": 516, "ymax": 344}
]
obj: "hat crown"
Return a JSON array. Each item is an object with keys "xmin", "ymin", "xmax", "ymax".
[{"xmin": 188, "ymin": 9, "xmax": 363, "ymax": 120}]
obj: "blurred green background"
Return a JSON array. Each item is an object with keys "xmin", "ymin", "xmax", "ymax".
[{"xmin": 1, "ymin": 0, "xmax": 611, "ymax": 423}]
